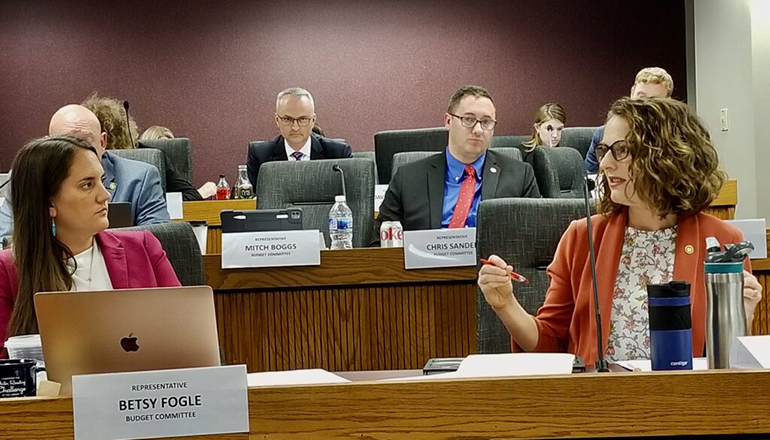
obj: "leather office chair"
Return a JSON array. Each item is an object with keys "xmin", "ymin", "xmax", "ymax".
[
  {"xmin": 531, "ymin": 147, "xmax": 586, "ymax": 198},
  {"xmin": 475, "ymin": 198, "xmax": 591, "ymax": 354},
  {"xmin": 110, "ymin": 148, "xmax": 167, "ymax": 192},
  {"xmin": 374, "ymin": 127, "xmax": 448, "ymax": 185},
  {"xmin": 256, "ymin": 158, "xmax": 375, "ymax": 248},
  {"xmin": 562, "ymin": 127, "xmax": 599, "ymax": 159},
  {"xmin": 139, "ymin": 138, "xmax": 194, "ymax": 183},
  {"xmin": 118, "ymin": 221, "xmax": 205, "ymax": 286}
]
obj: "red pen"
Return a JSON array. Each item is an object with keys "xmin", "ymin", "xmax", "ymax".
[{"xmin": 480, "ymin": 258, "xmax": 529, "ymax": 284}]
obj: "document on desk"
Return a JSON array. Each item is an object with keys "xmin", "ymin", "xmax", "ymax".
[
  {"xmin": 247, "ymin": 369, "xmax": 350, "ymax": 387},
  {"xmin": 730, "ymin": 335, "xmax": 770, "ymax": 369},
  {"xmin": 454, "ymin": 353, "xmax": 574, "ymax": 378}
]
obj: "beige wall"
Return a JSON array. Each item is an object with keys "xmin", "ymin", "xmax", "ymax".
[
  {"xmin": 694, "ymin": 0, "xmax": 758, "ymax": 219},
  {"xmin": 751, "ymin": 0, "xmax": 770, "ymax": 221}
]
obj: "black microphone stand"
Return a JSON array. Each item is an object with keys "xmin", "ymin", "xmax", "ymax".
[{"xmin": 584, "ymin": 176, "xmax": 610, "ymax": 372}]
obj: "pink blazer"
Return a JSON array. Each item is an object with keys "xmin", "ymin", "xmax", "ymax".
[
  {"xmin": 517, "ymin": 210, "xmax": 750, "ymax": 365},
  {"xmin": 0, "ymin": 230, "xmax": 181, "ymax": 355}
]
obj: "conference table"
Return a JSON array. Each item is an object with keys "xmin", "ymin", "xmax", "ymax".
[{"xmin": 3, "ymin": 368, "xmax": 770, "ymax": 439}]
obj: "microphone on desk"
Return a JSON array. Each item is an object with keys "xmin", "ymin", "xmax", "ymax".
[
  {"xmin": 332, "ymin": 164, "xmax": 347, "ymax": 200},
  {"xmin": 123, "ymin": 100, "xmax": 136, "ymax": 149},
  {"xmin": 583, "ymin": 174, "xmax": 610, "ymax": 372}
]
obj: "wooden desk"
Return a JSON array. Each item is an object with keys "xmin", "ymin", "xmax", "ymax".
[
  {"xmin": 207, "ymin": 248, "xmax": 477, "ymax": 373},
  {"xmin": 182, "ymin": 180, "xmax": 739, "ymax": 254},
  {"xmin": 4, "ymin": 369, "xmax": 770, "ymax": 439}
]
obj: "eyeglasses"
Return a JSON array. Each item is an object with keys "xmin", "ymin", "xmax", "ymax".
[
  {"xmin": 595, "ymin": 140, "xmax": 630, "ymax": 162},
  {"xmin": 277, "ymin": 115, "xmax": 312, "ymax": 126},
  {"xmin": 448, "ymin": 113, "xmax": 497, "ymax": 131}
]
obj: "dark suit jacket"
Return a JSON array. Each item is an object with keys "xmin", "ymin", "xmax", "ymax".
[
  {"xmin": 378, "ymin": 149, "xmax": 541, "ymax": 231},
  {"xmin": 247, "ymin": 133, "xmax": 353, "ymax": 188}
]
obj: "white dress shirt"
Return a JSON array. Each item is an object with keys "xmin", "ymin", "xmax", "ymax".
[
  {"xmin": 67, "ymin": 240, "xmax": 113, "ymax": 291},
  {"xmin": 284, "ymin": 136, "xmax": 312, "ymax": 161}
]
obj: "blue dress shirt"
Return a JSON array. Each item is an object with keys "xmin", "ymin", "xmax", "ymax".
[{"xmin": 441, "ymin": 147, "xmax": 486, "ymax": 228}]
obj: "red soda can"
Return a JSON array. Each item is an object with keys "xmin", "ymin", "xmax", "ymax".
[{"xmin": 380, "ymin": 221, "xmax": 404, "ymax": 248}]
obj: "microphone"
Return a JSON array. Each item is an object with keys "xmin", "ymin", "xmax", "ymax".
[
  {"xmin": 332, "ymin": 164, "xmax": 347, "ymax": 200},
  {"xmin": 123, "ymin": 100, "xmax": 136, "ymax": 149},
  {"xmin": 583, "ymin": 175, "xmax": 610, "ymax": 372}
]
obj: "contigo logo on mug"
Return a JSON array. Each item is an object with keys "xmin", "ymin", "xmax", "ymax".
[{"xmin": 670, "ymin": 360, "xmax": 689, "ymax": 367}]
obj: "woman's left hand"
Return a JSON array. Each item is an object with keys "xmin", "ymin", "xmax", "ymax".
[{"xmin": 743, "ymin": 270, "xmax": 763, "ymax": 333}]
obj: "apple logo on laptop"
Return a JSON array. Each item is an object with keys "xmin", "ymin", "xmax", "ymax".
[{"xmin": 120, "ymin": 333, "xmax": 140, "ymax": 352}]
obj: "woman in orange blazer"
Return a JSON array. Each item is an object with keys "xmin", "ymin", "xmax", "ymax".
[{"xmin": 479, "ymin": 97, "xmax": 763, "ymax": 365}]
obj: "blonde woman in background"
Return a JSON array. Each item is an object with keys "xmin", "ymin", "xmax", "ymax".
[
  {"xmin": 140, "ymin": 125, "xmax": 175, "ymax": 141},
  {"xmin": 82, "ymin": 95, "xmax": 216, "ymax": 200},
  {"xmin": 520, "ymin": 103, "xmax": 566, "ymax": 166}
]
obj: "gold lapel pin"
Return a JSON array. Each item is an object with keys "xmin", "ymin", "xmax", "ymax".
[{"xmin": 685, "ymin": 244, "xmax": 694, "ymax": 255}]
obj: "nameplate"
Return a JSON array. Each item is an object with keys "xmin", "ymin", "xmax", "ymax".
[
  {"xmin": 725, "ymin": 218, "xmax": 767, "ymax": 259},
  {"xmin": 730, "ymin": 335, "xmax": 770, "ymax": 369},
  {"xmin": 403, "ymin": 228, "xmax": 476, "ymax": 269},
  {"xmin": 72, "ymin": 365, "xmax": 248, "ymax": 440},
  {"xmin": 221, "ymin": 230, "xmax": 321, "ymax": 269},
  {"xmin": 373, "ymin": 184, "xmax": 388, "ymax": 213},
  {"xmin": 165, "ymin": 192, "xmax": 184, "ymax": 220}
]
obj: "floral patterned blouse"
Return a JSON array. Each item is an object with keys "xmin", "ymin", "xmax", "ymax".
[{"xmin": 606, "ymin": 225, "xmax": 677, "ymax": 362}]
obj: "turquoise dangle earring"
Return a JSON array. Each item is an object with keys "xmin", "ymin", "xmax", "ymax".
[{"xmin": 51, "ymin": 218, "xmax": 56, "ymax": 237}]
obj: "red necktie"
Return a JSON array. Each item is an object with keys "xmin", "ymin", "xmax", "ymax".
[{"xmin": 448, "ymin": 165, "xmax": 476, "ymax": 229}]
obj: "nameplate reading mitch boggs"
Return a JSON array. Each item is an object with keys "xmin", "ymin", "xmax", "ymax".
[
  {"xmin": 72, "ymin": 365, "xmax": 248, "ymax": 440},
  {"xmin": 403, "ymin": 228, "xmax": 477, "ymax": 269},
  {"xmin": 221, "ymin": 229, "xmax": 321, "ymax": 269}
]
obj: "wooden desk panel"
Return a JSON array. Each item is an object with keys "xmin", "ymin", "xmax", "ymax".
[{"xmin": 3, "ymin": 370, "xmax": 770, "ymax": 439}]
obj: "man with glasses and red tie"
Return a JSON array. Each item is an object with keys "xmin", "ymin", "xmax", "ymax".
[
  {"xmin": 378, "ymin": 85, "xmax": 540, "ymax": 233},
  {"xmin": 247, "ymin": 88, "xmax": 352, "ymax": 188}
]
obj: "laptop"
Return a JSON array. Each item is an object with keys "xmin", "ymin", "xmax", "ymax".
[
  {"xmin": 107, "ymin": 202, "xmax": 133, "ymax": 228},
  {"xmin": 34, "ymin": 286, "xmax": 221, "ymax": 394},
  {"xmin": 220, "ymin": 208, "xmax": 303, "ymax": 233}
]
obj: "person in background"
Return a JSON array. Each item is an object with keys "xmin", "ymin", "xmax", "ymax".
[
  {"xmin": 378, "ymin": 85, "xmax": 540, "ymax": 232},
  {"xmin": 246, "ymin": 88, "xmax": 352, "ymax": 188},
  {"xmin": 479, "ymin": 97, "xmax": 762, "ymax": 364},
  {"xmin": 82, "ymin": 95, "xmax": 213, "ymax": 201},
  {"xmin": 0, "ymin": 136, "xmax": 181, "ymax": 356},
  {"xmin": 584, "ymin": 67, "xmax": 673, "ymax": 173},
  {"xmin": 138, "ymin": 125, "xmax": 217, "ymax": 199},
  {"xmin": 0, "ymin": 105, "xmax": 169, "ymax": 242},
  {"xmin": 520, "ymin": 103, "xmax": 567, "ymax": 166}
]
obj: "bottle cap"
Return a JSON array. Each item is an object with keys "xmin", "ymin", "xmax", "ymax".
[
  {"xmin": 704, "ymin": 261, "xmax": 744, "ymax": 274},
  {"xmin": 335, "ymin": 195, "xmax": 346, "ymax": 202}
]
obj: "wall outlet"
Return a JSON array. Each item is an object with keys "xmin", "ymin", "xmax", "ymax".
[{"xmin": 720, "ymin": 108, "xmax": 729, "ymax": 132}]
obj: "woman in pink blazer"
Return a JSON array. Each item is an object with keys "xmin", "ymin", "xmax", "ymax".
[
  {"xmin": 0, "ymin": 136, "xmax": 180, "ymax": 356},
  {"xmin": 479, "ymin": 98, "xmax": 763, "ymax": 365}
]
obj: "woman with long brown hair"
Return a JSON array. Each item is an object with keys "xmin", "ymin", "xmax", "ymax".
[
  {"xmin": 479, "ymin": 97, "xmax": 762, "ymax": 364},
  {"xmin": 0, "ymin": 136, "xmax": 180, "ymax": 355},
  {"xmin": 520, "ymin": 102, "xmax": 566, "ymax": 165}
]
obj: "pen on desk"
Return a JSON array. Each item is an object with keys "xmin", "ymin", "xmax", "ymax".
[{"xmin": 479, "ymin": 258, "xmax": 529, "ymax": 284}]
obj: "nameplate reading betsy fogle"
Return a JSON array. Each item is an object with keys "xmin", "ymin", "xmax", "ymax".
[
  {"xmin": 72, "ymin": 365, "xmax": 248, "ymax": 440},
  {"xmin": 403, "ymin": 228, "xmax": 477, "ymax": 269},
  {"xmin": 221, "ymin": 229, "xmax": 321, "ymax": 269}
]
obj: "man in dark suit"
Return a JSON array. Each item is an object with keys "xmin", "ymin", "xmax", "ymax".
[
  {"xmin": 247, "ymin": 88, "xmax": 352, "ymax": 188},
  {"xmin": 378, "ymin": 85, "xmax": 540, "ymax": 232}
]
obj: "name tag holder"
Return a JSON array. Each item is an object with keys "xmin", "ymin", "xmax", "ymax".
[
  {"xmin": 72, "ymin": 365, "xmax": 249, "ymax": 440},
  {"xmin": 221, "ymin": 230, "xmax": 321, "ymax": 269},
  {"xmin": 403, "ymin": 228, "xmax": 477, "ymax": 269}
]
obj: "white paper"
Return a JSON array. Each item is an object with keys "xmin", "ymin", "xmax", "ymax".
[
  {"xmin": 72, "ymin": 365, "xmax": 248, "ymax": 440},
  {"xmin": 373, "ymin": 184, "xmax": 388, "ymax": 213},
  {"xmin": 165, "ymin": 192, "xmax": 184, "ymax": 220},
  {"xmin": 615, "ymin": 357, "xmax": 708, "ymax": 372},
  {"xmin": 453, "ymin": 353, "xmax": 574, "ymax": 378},
  {"xmin": 247, "ymin": 369, "xmax": 349, "ymax": 387},
  {"xmin": 403, "ymin": 228, "xmax": 476, "ymax": 269},
  {"xmin": 725, "ymin": 219, "xmax": 767, "ymax": 259},
  {"xmin": 221, "ymin": 230, "xmax": 321, "ymax": 269},
  {"xmin": 730, "ymin": 335, "xmax": 770, "ymax": 369},
  {"xmin": 0, "ymin": 197, "xmax": 4, "ymax": 209}
]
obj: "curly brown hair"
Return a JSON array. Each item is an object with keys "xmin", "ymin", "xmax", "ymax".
[
  {"xmin": 81, "ymin": 93, "xmax": 139, "ymax": 149},
  {"xmin": 598, "ymin": 97, "xmax": 726, "ymax": 217}
]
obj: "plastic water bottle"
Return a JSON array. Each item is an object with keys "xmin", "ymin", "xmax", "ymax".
[{"xmin": 328, "ymin": 195, "xmax": 353, "ymax": 249}]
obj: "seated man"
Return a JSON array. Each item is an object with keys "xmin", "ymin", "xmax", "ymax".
[
  {"xmin": 247, "ymin": 87, "xmax": 352, "ymax": 188},
  {"xmin": 0, "ymin": 105, "xmax": 169, "ymax": 242},
  {"xmin": 584, "ymin": 67, "xmax": 674, "ymax": 173},
  {"xmin": 378, "ymin": 85, "xmax": 540, "ymax": 232}
]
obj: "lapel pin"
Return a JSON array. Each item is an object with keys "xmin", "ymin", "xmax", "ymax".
[
  {"xmin": 490, "ymin": 167, "xmax": 497, "ymax": 174},
  {"xmin": 685, "ymin": 244, "xmax": 694, "ymax": 255},
  {"xmin": 109, "ymin": 182, "xmax": 117, "ymax": 190}
]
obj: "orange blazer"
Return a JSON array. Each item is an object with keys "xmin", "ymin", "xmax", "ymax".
[{"xmin": 517, "ymin": 210, "xmax": 750, "ymax": 365}]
